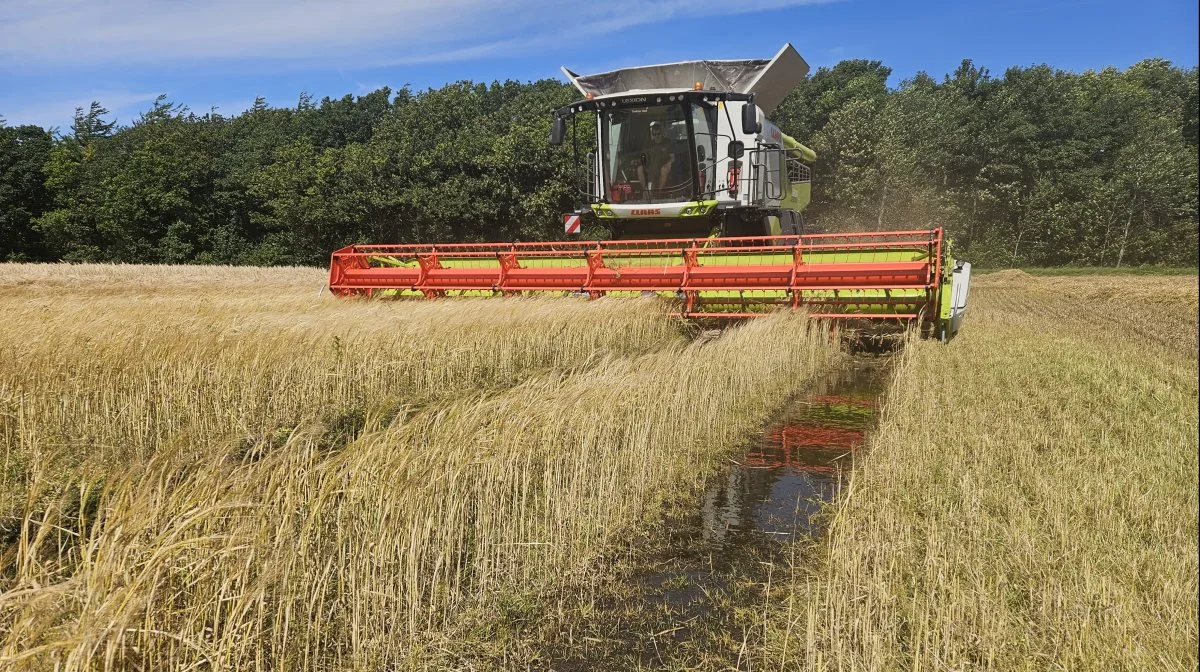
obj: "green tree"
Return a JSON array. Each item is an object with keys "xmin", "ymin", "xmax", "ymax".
[
  {"xmin": 0, "ymin": 122, "xmax": 54, "ymax": 260},
  {"xmin": 8, "ymin": 61, "xmax": 1197, "ymax": 268},
  {"xmin": 34, "ymin": 103, "xmax": 117, "ymax": 260}
]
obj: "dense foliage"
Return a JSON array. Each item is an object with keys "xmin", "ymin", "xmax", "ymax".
[{"xmin": 2, "ymin": 58, "xmax": 1196, "ymax": 267}]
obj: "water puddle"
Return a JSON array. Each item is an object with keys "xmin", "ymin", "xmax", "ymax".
[
  {"xmin": 542, "ymin": 357, "xmax": 891, "ymax": 669},
  {"xmin": 702, "ymin": 360, "xmax": 886, "ymax": 544}
]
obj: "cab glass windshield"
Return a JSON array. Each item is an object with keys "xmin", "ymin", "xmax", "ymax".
[{"xmin": 603, "ymin": 104, "xmax": 696, "ymax": 204}]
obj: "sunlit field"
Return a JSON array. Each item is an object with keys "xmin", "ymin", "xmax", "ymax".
[
  {"xmin": 764, "ymin": 271, "xmax": 1199, "ymax": 671},
  {"xmin": 6, "ymin": 263, "xmax": 1194, "ymax": 670},
  {"xmin": 0, "ymin": 263, "xmax": 839, "ymax": 670}
]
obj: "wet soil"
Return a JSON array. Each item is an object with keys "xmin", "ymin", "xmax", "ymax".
[{"xmin": 544, "ymin": 357, "xmax": 891, "ymax": 670}]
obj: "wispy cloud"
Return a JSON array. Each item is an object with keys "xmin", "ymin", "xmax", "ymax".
[
  {"xmin": 0, "ymin": 0, "xmax": 838, "ymax": 69},
  {"xmin": 1, "ymin": 0, "xmax": 841, "ymax": 128}
]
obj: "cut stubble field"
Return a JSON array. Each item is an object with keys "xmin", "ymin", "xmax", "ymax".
[{"xmin": 1, "ymin": 263, "xmax": 1196, "ymax": 671}]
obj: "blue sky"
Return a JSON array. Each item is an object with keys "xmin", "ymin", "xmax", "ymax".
[{"xmin": 1, "ymin": 0, "xmax": 1196, "ymax": 131}]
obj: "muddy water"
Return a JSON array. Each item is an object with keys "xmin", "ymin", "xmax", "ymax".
[
  {"xmin": 544, "ymin": 357, "xmax": 890, "ymax": 669},
  {"xmin": 702, "ymin": 360, "xmax": 886, "ymax": 544}
]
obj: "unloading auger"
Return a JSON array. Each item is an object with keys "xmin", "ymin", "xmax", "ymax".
[{"xmin": 328, "ymin": 44, "xmax": 972, "ymax": 340}]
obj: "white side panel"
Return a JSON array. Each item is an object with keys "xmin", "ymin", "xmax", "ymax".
[
  {"xmin": 948, "ymin": 261, "xmax": 971, "ymax": 334},
  {"xmin": 721, "ymin": 100, "xmax": 755, "ymax": 206},
  {"xmin": 951, "ymin": 261, "xmax": 971, "ymax": 315}
]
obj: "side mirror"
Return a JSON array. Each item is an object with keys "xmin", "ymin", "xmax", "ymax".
[
  {"xmin": 550, "ymin": 116, "xmax": 566, "ymax": 146},
  {"xmin": 696, "ymin": 145, "xmax": 706, "ymax": 162},
  {"xmin": 727, "ymin": 141, "xmax": 744, "ymax": 159},
  {"xmin": 741, "ymin": 103, "xmax": 761, "ymax": 135}
]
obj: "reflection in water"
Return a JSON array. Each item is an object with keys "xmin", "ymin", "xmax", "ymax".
[{"xmin": 701, "ymin": 361, "xmax": 886, "ymax": 543}]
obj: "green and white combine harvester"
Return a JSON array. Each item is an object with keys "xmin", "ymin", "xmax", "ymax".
[{"xmin": 328, "ymin": 44, "xmax": 972, "ymax": 340}]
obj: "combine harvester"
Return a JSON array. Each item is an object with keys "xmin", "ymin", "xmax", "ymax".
[{"xmin": 328, "ymin": 44, "xmax": 971, "ymax": 340}]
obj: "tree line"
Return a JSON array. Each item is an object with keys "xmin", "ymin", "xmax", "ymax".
[{"xmin": 2, "ymin": 58, "xmax": 1196, "ymax": 268}]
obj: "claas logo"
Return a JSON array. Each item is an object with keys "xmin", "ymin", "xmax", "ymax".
[{"xmin": 631, "ymin": 208, "xmax": 661, "ymax": 216}]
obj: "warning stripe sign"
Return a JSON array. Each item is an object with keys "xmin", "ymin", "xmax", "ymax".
[{"xmin": 563, "ymin": 213, "xmax": 581, "ymax": 234}]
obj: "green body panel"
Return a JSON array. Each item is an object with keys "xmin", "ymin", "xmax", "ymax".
[
  {"xmin": 937, "ymin": 241, "xmax": 957, "ymax": 321},
  {"xmin": 778, "ymin": 132, "xmax": 815, "ymax": 213},
  {"xmin": 779, "ymin": 132, "xmax": 817, "ymax": 163},
  {"xmin": 780, "ymin": 182, "xmax": 811, "ymax": 212},
  {"xmin": 368, "ymin": 286, "xmax": 931, "ymax": 315},
  {"xmin": 592, "ymin": 200, "xmax": 719, "ymax": 220},
  {"xmin": 939, "ymin": 273, "xmax": 954, "ymax": 320}
]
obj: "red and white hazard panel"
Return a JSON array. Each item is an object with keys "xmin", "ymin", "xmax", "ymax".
[{"xmin": 563, "ymin": 213, "xmax": 581, "ymax": 234}]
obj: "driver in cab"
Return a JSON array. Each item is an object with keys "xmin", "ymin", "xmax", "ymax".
[{"xmin": 638, "ymin": 120, "xmax": 683, "ymax": 198}]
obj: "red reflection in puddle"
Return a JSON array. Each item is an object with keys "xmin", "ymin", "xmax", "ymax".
[
  {"xmin": 744, "ymin": 426, "xmax": 865, "ymax": 471},
  {"xmin": 807, "ymin": 394, "xmax": 877, "ymax": 409},
  {"xmin": 765, "ymin": 426, "xmax": 864, "ymax": 450},
  {"xmin": 702, "ymin": 361, "xmax": 889, "ymax": 544}
]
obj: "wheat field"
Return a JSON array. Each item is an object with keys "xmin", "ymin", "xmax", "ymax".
[
  {"xmin": 0, "ymin": 263, "xmax": 840, "ymax": 670},
  {"xmin": 765, "ymin": 271, "xmax": 1199, "ymax": 671},
  {"xmin": 0, "ymin": 264, "xmax": 686, "ymax": 515},
  {"xmin": 7, "ymin": 263, "xmax": 1193, "ymax": 670}
]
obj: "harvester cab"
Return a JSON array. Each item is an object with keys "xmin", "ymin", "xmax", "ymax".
[
  {"xmin": 327, "ymin": 44, "xmax": 972, "ymax": 341},
  {"xmin": 551, "ymin": 44, "xmax": 816, "ymax": 240}
]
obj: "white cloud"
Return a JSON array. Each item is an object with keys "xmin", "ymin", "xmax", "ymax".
[{"xmin": 0, "ymin": 0, "xmax": 837, "ymax": 68}]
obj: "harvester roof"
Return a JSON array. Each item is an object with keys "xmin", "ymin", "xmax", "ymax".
[{"xmin": 561, "ymin": 44, "xmax": 809, "ymax": 115}]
